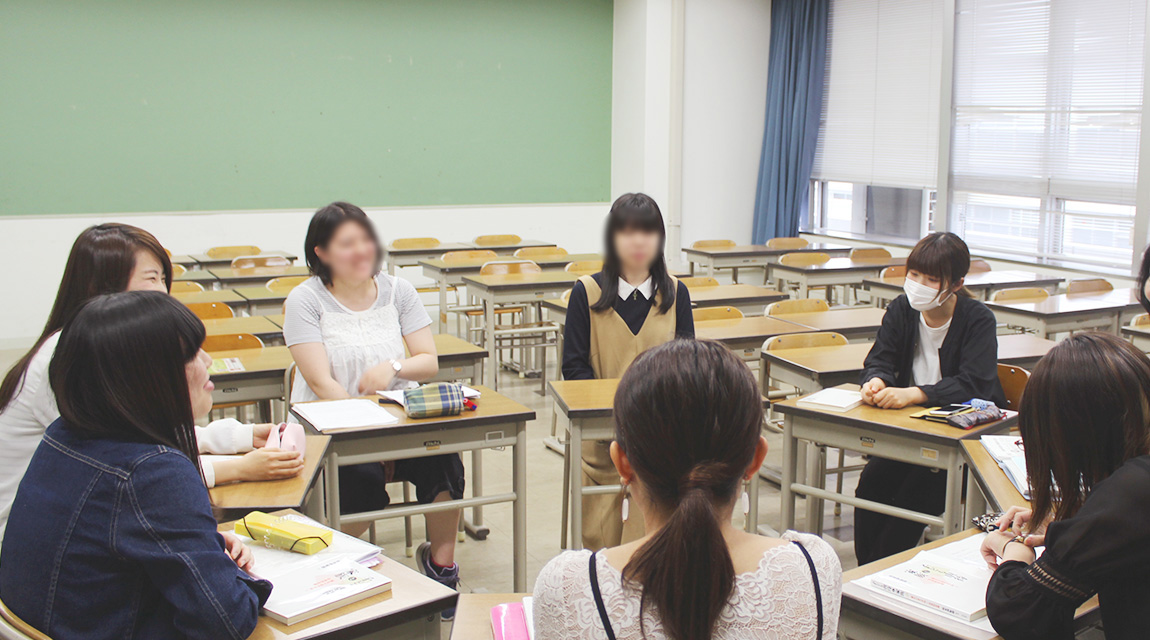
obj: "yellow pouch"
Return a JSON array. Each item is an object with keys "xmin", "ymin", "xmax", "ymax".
[{"xmin": 234, "ymin": 511, "xmax": 332, "ymax": 555}]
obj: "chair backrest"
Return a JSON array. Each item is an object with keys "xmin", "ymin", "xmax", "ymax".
[
  {"xmin": 997, "ymin": 364, "xmax": 1031, "ymax": 411},
  {"xmin": 0, "ymin": 597, "xmax": 51, "ymax": 640},
  {"xmin": 564, "ymin": 260, "xmax": 603, "ymax": 276},
  {"xmin": 171, "ymin": 263, "xmax": 187, "ymax": 276},
  {"xmin": 766, "ymin": 237, "xmax": 809, "ymax": 250},
  {"xmin": 202, "ymin": 333, "xmax": 264, "ymax": 352},
  {"xmin": 765, "ymin": 298, "xmax": 830, "ymax": 315},
  {"xmin": 1130, "ymin": 312, "xmax": 1150, "ymax": 327},
  {"xmin": 679, "ymin": 276, "xmax": 720, "ymax": 288},
  {"xmin": 763, "ymin": 332, "xmax": 849, "ymax": 351},
  {"xmin": 880, "ymin": 265, "xmax": 907, "ymax": 278},
  {"xmin": 992, "ymin": 287, "xmax": 1050, "ymax": 303},
  {"xmin": 473, "ymin": 234, "xmax": 522, "ymax": 246},
  {"xmin": 691, "ymin": 239, "xmax": 737, "ymax": 250},
  {"xmin": 185, "ymin": 302, "xmax": 234, "ymax": 320},
  {"xmin": 779, "ymin": 252, "xmax": 830, "ymax": 267},
  {"xmin": 850, "ymin": 247, "xmax": 892, "ymax": 260},
  {"xmin": 391, "ymin": 237, "xmax": 441, "ymax": 250},
  {"xmin": 692, "ymin": 306, "xmax": 744, "ymax": 322},
  {"xmin": 514, "ymin": 246, "xmax": 568, "ymax": 259},
  {"xmin": 968, "ymin": 259, "xmax": 992, "ymax": 273},
  {"xmin": 479, "ymin": 260, "xmax": 541, "ymax": 276},
  {"xmin": 267, "ymin": 276, "xmax": 309, "ymax": 294},
  {"xmin": 1066, "ymin": 278, "xmax": 1113, "ymax": 295},
  {"xmin": 205, "ymin": 245, "xmax": 261, "ymax": 259},
  {"xmin": 170, "ymin": 281, "xmax": 204, "ymax": 294},
  {"xmin": 163, "ymin": 247, "xmax": 172, "ymax": 257},
  {"xmin": 441, "ymin": 249, "xmax": 498, "ymax": 262},
  {"xmin": 231, "ymin": 255, "xmax": 291, "ymax": 269}
]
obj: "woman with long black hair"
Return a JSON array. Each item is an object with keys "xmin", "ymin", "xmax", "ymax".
[{"xmin": 561, "ymin": 192, "xmax": 694, "ymax": 550}]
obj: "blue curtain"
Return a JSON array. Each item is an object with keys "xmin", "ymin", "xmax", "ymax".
[{"xmin": 751, "ymin": 0, "xmax": 829, "ymax": 243}]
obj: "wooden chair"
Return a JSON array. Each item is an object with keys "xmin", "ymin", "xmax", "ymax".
[
  {"xmin": 1067, "ymin": 278, "xmax": 1113, "ymax": 295},
  {"xmin": 472, "ymin": 234, "xmax": 522, "ymax": 247},
  {"xmin": 231, "ymin": 255, "xmax": 291, "ymax": 269},
  {"xmin": 693, "ymin": 306, "xmax": 744, "ymax": 322},
  {"xmin": 185, "ymin": 302, "xmax": 234, "ymax": 320},
  {"xmin": 692, "ymin": 239, "xmax": 737, "ymax": 250},
  {"xmin": 0, "ymin": 597, "xmax": 50, "ymax": 640},
  {"xmin": 1130, "ymin": 313, "xmax": 1150, "ymax": 327},
  {"xmin": 778, "ymin": 252, "xmax": 830, "ymax": 267},
  {"xmin": 850, "ymin": 247, "xmax": 892, "ymax": 260},
  {"xmin": 442, "ymin": 249, "xmax": 498, "ymax": 262},
  {"xmin": 765, "ymin": 298, "xmax": 829, "ymax": 316},
  {"xmin": 992, "ymin": 287, "xmax": 1049, "ymax": 303},
  {"xmin": 172, "ymin": 263, "xmax": 187, "ymax": 276},
  {"xmin": 164, "ymin": 247, "xmax": 172, "ymax": 257},
  {"xmin": 203, "ymin": 333, "xmax": 264, "ymax": 352},
  {"xmin": 170, "ymin": 281, "xmax": 204, "ymax": 294},
  {"xmin": 997, "ymin": 364, "xmax": 1030, "ymax": 412},
  {"xmin": 267, "ymin": 276, "xmax": 308, "ymax": 294},
  {"xmin": 480, "ymin": 261, "xmax": 541, "ymax": 276},
  {"xmin": 969, "ymin": 259, "xmax": 992, "ymax": 273},
  {"xmin": 476, "ymin": 261, "xmax": 559, "ymax": 392},
  {"xmin": 679, "ymin": 276, "xmax": 720, "ymax": 288},
  {"xmin": 880, "ymin": 265, "xmax": 906, "ymax": 278},
  {"xmin": 438, "ymin": 250, "xmax": 499, "ymax": 333},
  {"xmin": 514, "ymin": 246, "xmax": 568, "ymax": 259},
  {"xmin": 206, "ymin": 245, "xmax": 261, "ymax": 260},
  {"xmin": 763, "ymin": 331, "xmax": 848, "ymax": 351},
  {"xmin": 391, "ymin": 237, "xmax": 441, "ymax": 250},
  {"xmin": 767, "ymin": 237, "xmax": 809, "ymax": 250},
  {"xmin": 564, "ymin": 260, "xmax": 602, "ymax": 276}
]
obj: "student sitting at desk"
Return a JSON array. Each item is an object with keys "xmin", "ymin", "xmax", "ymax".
[
  {"xmin": 283, "ymin": 202, "xmax": 463, "ymax": 615},
  {"xmin": 0, "ymin": 291, "xmax": 271, "ymax": 639},
  {"xmin": 562, "ymin": 193, "xmax": 694, "ymax": 551},
  {"xmin": 0, "ymin": 224, "xmax": 299, "ymax": 551},
  {"xmin": 536, "ymin": 340, "xmax": 841, "ymax": 639},
  {"xmin": 855, "ymin": 232, "xmax": 1004, "ymax": 564},
  {"xmin": 981, "ymin": 333, "xmax": 1150, "ymax": 640}
]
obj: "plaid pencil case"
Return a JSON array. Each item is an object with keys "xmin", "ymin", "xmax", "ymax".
[{"xmin": 403, "ymin": 382, "xmax": 466, "ymax": 419}]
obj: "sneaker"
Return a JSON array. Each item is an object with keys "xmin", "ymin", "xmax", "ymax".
[{"xmin": 416, "ymin": 542, "xmax": 460, "ymax": 620}]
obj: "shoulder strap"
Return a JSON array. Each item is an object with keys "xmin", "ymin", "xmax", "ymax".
[
  {"xmin": 792, "ymin": 541, "xmax": 824, "ymax": 640},
  {"xmin": 587, "ymin": 552, "xmax": 617, "ymax": 640}
]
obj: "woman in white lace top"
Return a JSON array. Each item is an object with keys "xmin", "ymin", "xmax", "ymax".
[{"xmin": 533, "ymin": 340, "xmax": 842, "ymax": 640}]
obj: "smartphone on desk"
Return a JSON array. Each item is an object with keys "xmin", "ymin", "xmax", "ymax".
[{"xmin": 928, "ymin": 404, "xmax": 971, "ymax": 417}]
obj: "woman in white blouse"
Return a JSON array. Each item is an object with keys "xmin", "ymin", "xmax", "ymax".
[
  {"xmin": 283, "ymin": 202, "xmax": 464, "ymax": 618},
  {"xmin": 0, "ymin": 224, "xmax": 303, "ymax": 548},
  {"xmin": 533, "ymin": 340, "xmax": 842, "ymax": 640}
]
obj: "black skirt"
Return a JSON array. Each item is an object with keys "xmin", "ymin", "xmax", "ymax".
[{"xmin": 338, "ymin": 454, "xmax": 465, "ymax": 514}]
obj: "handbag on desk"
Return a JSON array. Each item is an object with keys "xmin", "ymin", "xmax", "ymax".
[{"xmin": 403, "ymin": 382, "xmax": 466, "ymax": 419}]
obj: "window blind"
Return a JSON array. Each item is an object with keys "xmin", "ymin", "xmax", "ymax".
[{"xmin": 812, "ymin": 0, "xmax": 944, "ymax": 190}]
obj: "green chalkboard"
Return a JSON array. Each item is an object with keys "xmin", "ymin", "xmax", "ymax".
[{"xmin": 0, "ymin": 0, "xmax": 613, "ymax": 215}]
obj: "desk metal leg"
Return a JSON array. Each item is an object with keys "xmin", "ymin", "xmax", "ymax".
[
  {"xmin": 780, "ymin": 414, "xmax": 797, "ymax": 531},
  {"xmin": 436, "ymin": 279, "xmax": 448, "ymax": 334},
  {"xmin": 325, "ymin": 451, "xmax": 342, "ymax": 530},
  {"xmin": 745, "ymin": 476, "xmax": 760, "ymax": 534},
  {"xmin": 568, "ymin": 418, "xmax": 583, "ymax": 550},
  {"xmin": 484, "ymin": 297, "xmax": 497, "ymax": 390},
  {"xmin": 462, "ymin": 449, "xmax": 490, "ymax": 541},
  {"xmin": 513, "ymin": 420, "xmax": 528, "ymax": 592},
  {"xmin": 944, "ymin": 455, "xmax": 964, "ymax": 535}
]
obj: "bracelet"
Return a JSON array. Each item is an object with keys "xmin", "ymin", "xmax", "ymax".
[{"xmin": 1001, "ymin": 535, "xmax": 1030, "ymax": 557}]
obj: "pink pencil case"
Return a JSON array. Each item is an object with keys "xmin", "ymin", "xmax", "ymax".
[
  {"xmin": 490, "ymin": 602, "xmax": 529, "ymax": 640},
  {"xmin": 264, "ymin": 422, "xmax": 306, "ymax": 457}
]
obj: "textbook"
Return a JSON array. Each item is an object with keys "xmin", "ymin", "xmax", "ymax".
[
  {"xmin": 796, "ymin": 388, "xmax": 863, "ymax": 412},
  {"xmin": 241, "ymin": 513, "xmax": 382, "ymax": 568},
  {"xmin": 292, "ymin": 398, "xmax": 398, "ymax": 431},
  {"xmin": 260, "ymin": 555, "xmax": 391, "ymax": 625},
  {"xmin": 981, "ymin": 435, "xmax": 1031, "ymax": 500},
  {"xmin": 208, "ymin": 357, "xmax": 244, "ymax": 374},
  {"xmin": 862, "ymin": 536, "xmax": 993, "ymax": 622}
]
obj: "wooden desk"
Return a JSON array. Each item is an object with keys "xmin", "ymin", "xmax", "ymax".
[
  {"xmin": 209, "ymin": 346, "xmax": 294, "ymax": 422},
  {"xmin": 450, "ymin": 593, "xmax": 530, "ymax": 640},
  {"xmin": 840, "ymin": 528, "xmax": 1100, "ymax": 640},
  {"xmin": 461, "ymin": 239, "xmax": 556, "ymax": 255},
  {"xmin": 682, "ymin": 242, "xmax": 852, "ymax": 283},
  {"xmin": 171, "ymin": 254, "xmax": 199, "ymax": 269},
  {"xmin": 420, "ymin": 253, "xmax": 596, "ymax": 332},
  {"xmin": 762, "ymin": 334, "xmax": 1055, "ymax": 397},
  {"xmin": 224, "ymin": 510, "xmax": 456, "ymax": 640},
  {"xmin": 173, "ymin": 269, "xmax": 218, "ymax": 285},
  {"xmin": 382, "ymin": 242, "xmax": 471, "ymax": 276},
  {"xmin": 175, "ymin": 289, "xmax": 249, "ymax": 311},
  {"xmin": 202, "ymin": 315, "xmax": 285, "ymax": 344},
  {"xmin": 774, "ymin": 388, "xmax": 1016, "ymax": 536},
  {"xmin": 209, "ymin": 265, "xmax": 310, "ymax": 289},
  {"xmin": 428, "ymin": 334, "xmax": 488, "ymax": 385},
  {"xmin": 461, "ymin": 272, "xmax": 579, "ymax": 387},
  {"xmin": 960, "ymin": 440, "xmax": 1028, "ymax": 514},
  {"xmin": 189, "ymin": 250, "xmax": 298, "ymax": 271},
  {"xmin": 1121, "ymin": 323, "xmax": 1150, "ymax": 352},
  {"xmin": 293, "ymin": 388, "xmax": 535, "ymax": 592},
  {"xmin": 773, "ymin": 307, "xmax": 888, "ymax": 341},
  {"xmin": 768, "ymin": 256, "xmax": 907, "ymax": 303},
  {"xmin": 208, "ymin": 435, "xmax": 330, "ymax": 521},
  {"xmin": 234, "ymin": 285, "xmax": 289, "ymax": 315},
  {"xmin": 695, "ymin": 315, "xmax": 812, "ymax": 361},
  {"xmin": 687, "ymin": 284, "xmax": 788, "ymax": 316},
  {"xmin": 985, "ymin": 288, "xmax": 1142, "ymax": 338},
  {"xmin": 863, "ymin": 271, "xmax": 1064, "ymax": 305}
]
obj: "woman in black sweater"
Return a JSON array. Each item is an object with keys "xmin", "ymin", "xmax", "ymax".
[
  {"xmin": 855, "ymin": 232, "xmax": 1004, "ymax": 564},
  {"xmin": 981, "ymin": 332, "xmax": 1150, "ymax": 640}
]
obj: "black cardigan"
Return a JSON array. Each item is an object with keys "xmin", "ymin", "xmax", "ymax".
[{"xmin": 859, "ymin": 294, "xmax": 1005, "ymax": 406}]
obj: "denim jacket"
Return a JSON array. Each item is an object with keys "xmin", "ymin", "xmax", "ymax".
[{"xmin": 0, "ymin": 420, "xmax": 272, "ymax": 639}]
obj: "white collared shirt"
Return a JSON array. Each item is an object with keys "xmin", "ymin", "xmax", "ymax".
[{"xmin": 618, "ymin": 276, "xmax": 653, "ymax": 301}]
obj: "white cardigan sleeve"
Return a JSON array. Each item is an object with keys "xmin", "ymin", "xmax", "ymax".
[{"xmin": 195, "ymin": 419, "xmax": 255, "ymax": 489}]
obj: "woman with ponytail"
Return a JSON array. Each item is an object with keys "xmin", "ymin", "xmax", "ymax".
[{"xmin": 534, "ymin": 340, "xmax": 841, "ymax": 640}]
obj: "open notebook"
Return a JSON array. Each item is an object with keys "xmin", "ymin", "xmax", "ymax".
[
  {"xmin": 981, "ymin": 434, "xmax": 1031, "ymax": 500},
  {"xmin": 292, "ymin": 398, "xmax": 398, "ymax": 431}
]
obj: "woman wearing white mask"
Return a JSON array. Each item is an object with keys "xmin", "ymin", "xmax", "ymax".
[{"xmin": 854, "ymin": 232, "xmax": 1004, "ymax": 564}]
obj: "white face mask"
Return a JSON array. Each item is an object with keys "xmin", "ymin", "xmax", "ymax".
[{"xmin": 903, "ymin": 277, "xmax": 951, "ymax": 312}]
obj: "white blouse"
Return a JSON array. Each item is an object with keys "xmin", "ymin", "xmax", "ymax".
[{"xmin": 532, "ymin": 531, "xmax": 842, "ymax": 640}]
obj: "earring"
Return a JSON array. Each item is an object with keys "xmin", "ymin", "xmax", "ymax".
[
  {"xmin": 621, "ymin": 485, "xmax": 630, "ymax": 523},
  {"xmin": 740, "ymin": 486, "xmax": 750, "ymax": 516}
]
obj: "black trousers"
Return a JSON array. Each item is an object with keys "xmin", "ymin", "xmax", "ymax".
[{"xmin": 853, "ymin": 457, "xmax": 947, "ymax": 565}]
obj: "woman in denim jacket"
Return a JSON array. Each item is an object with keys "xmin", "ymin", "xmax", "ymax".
[{"xmin": 0, "ymin": 291, "xmax": 272, "ymax": 640}]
